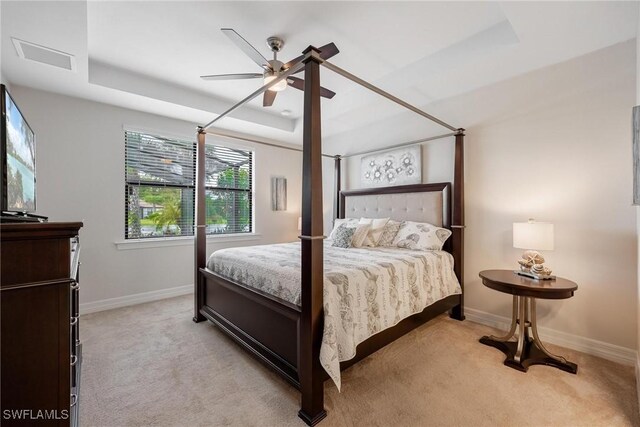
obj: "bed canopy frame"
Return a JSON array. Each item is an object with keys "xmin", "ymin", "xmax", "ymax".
[{"xmin": 192, "ymin": 45, "xmax": 465, "ymax": 425}]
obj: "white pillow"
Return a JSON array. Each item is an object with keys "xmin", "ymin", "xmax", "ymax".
[
  {"xmin": 378, "ymin": 220, "xmax": 404, "ymax": 247},
  {"xmin": 328, "ymin": 218, "xmax": 358, "ymax": 240},
  {"xmin": 358, "ymin": 217, "xmax": 390, "ymax": 247},
  {"xmin": 351, "ymin": 223, "xmax": 372, "ymax": 248},
  {"xmin": 392, "ymin": 221, "xmax": 451, "ymax": 251}
]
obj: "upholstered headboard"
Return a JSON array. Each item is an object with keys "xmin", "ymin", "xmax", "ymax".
[{"xmin": 339, "ymin": 183, "xmax": 451, "ymax": 228}]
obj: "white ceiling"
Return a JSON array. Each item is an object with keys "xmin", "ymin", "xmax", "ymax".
[{"xmin": 1, "ymin": 1, "xmax": 638, "ymax": 153}]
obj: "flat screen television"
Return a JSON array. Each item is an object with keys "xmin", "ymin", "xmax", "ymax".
[{"xmin": 1, "ymin": 84, "xmax": 36, "ymax": 213}]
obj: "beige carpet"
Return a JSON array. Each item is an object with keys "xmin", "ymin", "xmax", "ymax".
[{"xmin": 80, "ymin": 295, "xmax": 638, "ymax": 427}]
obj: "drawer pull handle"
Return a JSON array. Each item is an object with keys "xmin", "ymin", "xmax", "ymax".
[
  {"xmin": 70, "ymin": 394, "xmax": 78, "ymax": 407},
  {"xmin": 70, "ymin": 317, "xmax": 78, "ymax": 326},
  {"xmin": 70, "ymin": 355, "xmax": 78, "ymax": 366},
  {"xmin": 70, "ymin": 281, "xmax": 79, "ymax": 290}
]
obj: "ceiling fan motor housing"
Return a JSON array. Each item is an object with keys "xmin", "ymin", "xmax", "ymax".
[
  {"xmin": 267, "ymin": 59, "xmax": 284, "ymax": 74},
  {"xmin": 267, "ymin": 36, "xmax": 284, "ymax": 53}
]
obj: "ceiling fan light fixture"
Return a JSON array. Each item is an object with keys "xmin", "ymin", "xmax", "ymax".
[{"xmin": 264, "ymin": 75, "xmax": 287, "ymax": 92}]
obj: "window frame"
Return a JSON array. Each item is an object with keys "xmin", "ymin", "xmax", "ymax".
[{"xmin": 124, "ymin": 130, "xmax": 254, "ymax": 240}]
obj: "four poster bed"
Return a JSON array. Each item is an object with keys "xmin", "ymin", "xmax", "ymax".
[{"xmin": 192, "ymin": 45, "xmax": 465, "ymax": 425}]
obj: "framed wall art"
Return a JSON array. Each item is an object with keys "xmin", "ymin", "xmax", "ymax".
[
  {"xmin": 633, "ymin": 106, "xmax": 640, "ymax": 205},
  {"xmin": 271, "ymin": 176, "xmax": 287, "ymax": 211},
  {"xmin": 360, "ymin": 146, "xmax": 421, "ymax": 188}
]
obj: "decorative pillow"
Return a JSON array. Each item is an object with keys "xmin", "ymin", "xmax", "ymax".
[
  {"xmin": 331, "ymin": 224, "xmax": 356, "ymax": 248},
  {"xmin": 378, "ymin": 220, "xmax": 404, "ymax": 247},
  {"xmin": 359, "ymin": 217, "xmax": 390, "ymax": 247},
  {"xmin": 351, "ymin": 223, "xmax": 371, "ymax": 248},
  {"xmin": 328, "ymin": 218, "xmax": 358, "ymax": 240},
  {"xmin": 392, "ymin": 221, "xmax": 451, "ymax": 251}
]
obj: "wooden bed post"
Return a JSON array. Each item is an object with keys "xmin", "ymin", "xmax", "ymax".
[
  {"xmin": 298, "ymin": 46, "xmax": 327, "ymax": 426},
  {"xmin": 450, "ymin": 129, "xmax": 465, "ymax": 321},
  {"xmin": 333, "ymin": 155, "xmax": 341, "ymax": 222},
  {"xmin": 193, "ymin": 127, "xmax": 206, "ymax": 323}
]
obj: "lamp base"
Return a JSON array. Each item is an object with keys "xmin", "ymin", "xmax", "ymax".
[{"xmin": 514, "ymin": 270, "xmax": 556, "ymax": 281}]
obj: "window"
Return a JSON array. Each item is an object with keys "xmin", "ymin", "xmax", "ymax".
[{"xmin": 125, "ymin": 131, "xmax": 253, "ymax": 239}]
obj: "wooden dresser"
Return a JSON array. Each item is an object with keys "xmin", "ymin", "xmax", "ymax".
[{"xmin": 1, "ymin": 222, "xmax": 83, "ymax": 426}]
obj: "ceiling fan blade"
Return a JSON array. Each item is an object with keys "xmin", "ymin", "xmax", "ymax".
[
  {"xmin": 263, "ymin": 90, "xmax": 277, "ymax": 107},
  {"xmin": 282, "ymin": 42, "xmax": 340, "ymax": 75},
  {"xmin": 287, "ymin": 76, "xmax": 336, "ymax": 99},
  {"xmin": 319, "ymin": 86, "xmax": 337, "ymax": 99},
  {"xmin": 282, "ymin": 54, "xmax": 304, "ymax": 74},
  {"xmin": 221, "ymin": 28, "xmax": 270, "ymax": 70},
  {"xmin": 200, "ymin": 73, "xmax": 263, "ymax": 81},
  {"xmin": 286, "ymin": 76, "xmax": 304, "ymax": 90},
  {"xmin": 318, "ymin": 42, "xmax": 339, "ymax": 61}
]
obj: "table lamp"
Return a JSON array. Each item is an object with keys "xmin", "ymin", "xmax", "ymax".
[{"xmin": 513, "ymin": 219, "xmax": 555, "ymax": 280}]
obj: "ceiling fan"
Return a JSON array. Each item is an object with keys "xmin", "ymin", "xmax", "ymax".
[{"xmin": 201, "ymin": 28, "xmax": 339, "ymax": 107}]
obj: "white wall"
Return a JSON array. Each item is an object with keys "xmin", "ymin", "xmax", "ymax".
[
  {"xmin": 0, "ymin": 2, "xmax": 8, "ymax": 90},
  {"xmin": 341, "ymin": 41, "xmax": 637, "ymax": 353},
  {"xmin": 0, "ymin": 70, "xmax": 7, "ymax": 90},
  {"xmin": 10, "ymin": 86, "xmax": 302, "ymax": 310},
  {"xmin": 0, "ymin": 1, "xmax": 3, "ymax": 87}
]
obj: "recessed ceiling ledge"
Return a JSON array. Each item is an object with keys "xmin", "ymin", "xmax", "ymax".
[{"xmin": 87, "ymin": 59, "xmax": 295, "ymax": 133}]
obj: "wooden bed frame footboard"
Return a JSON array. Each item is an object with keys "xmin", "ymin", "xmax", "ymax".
[
  {"xmin": 196, "ymin": 268, "xmax": 462, "ymax": 388},
  {"xmin": 199, "ymin": 268, "xmax": 301, "ymax": 388}
]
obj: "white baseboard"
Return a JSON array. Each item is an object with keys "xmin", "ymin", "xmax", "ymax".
[
  {"xmin": 465, "ymin": 307, "xmax": 637, "ymax": 367},
  {"xmin": 80, "ymin": 285, "xmax": 193, "ymax": 315}
]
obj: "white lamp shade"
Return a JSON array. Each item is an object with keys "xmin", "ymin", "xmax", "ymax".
[
  {"xmin": 264, "ymin": 75, "xmax": 287, "ymax": 91},
  {"xmin": 513, "ymin": 221, "xmax": 554, "ymax": 251}
]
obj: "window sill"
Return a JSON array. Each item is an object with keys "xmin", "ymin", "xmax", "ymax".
[{"xmin": 114, "ymin": 233, "xmax": 263, "ymax": 250}]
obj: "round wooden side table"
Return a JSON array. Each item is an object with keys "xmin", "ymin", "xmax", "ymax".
[{"xmin": 478, "ymin": 269, "xmax": 578, "ymax": 374}]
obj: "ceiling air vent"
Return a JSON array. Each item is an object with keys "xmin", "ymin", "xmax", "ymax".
[{"xmin": 12, "ymin": 38, "xmax": 76, "ymax": 72}]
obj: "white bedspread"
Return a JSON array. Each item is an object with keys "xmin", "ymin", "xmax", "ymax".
[{"xmin": 207, "ymin": 241, "xmax": 461, "ymax": 390}]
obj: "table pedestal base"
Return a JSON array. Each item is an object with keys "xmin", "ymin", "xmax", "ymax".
[
  {"xmin": 479, "ymin": 295, "xmax": 577, "ymax": 374},
  {"xmin": 480, "ymin": 336, "xmax": 577, "ymax": 373}
]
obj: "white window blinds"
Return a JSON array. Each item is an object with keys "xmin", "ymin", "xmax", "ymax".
[{"xmin": 125, "ymin": 131, "xmax": 252, "ymax": 239}]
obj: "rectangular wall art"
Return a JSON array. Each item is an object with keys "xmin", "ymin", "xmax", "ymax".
[
  {"xmin": 360, "ymin": 146, "xmax": 422, "ymax": 188},
  {"xmin": 271, "ymin": 176, "xmax": 287, "ymax": 211},
  {"xmin": 634, "ymin": 106, "xmax": 640, "ymax": 205}
]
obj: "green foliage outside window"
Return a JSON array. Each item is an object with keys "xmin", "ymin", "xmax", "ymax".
[
  {"xmin": 205, "ymin": 168, "xmax": 251, "ymax": 231},
  {"xmin": 146, "ymin": 191, "xmax": 182, "ymax": 234}
]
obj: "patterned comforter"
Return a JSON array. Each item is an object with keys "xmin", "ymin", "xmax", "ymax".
[{"xmin": 207, "ymin": 242, "xmax": 461, "ymax": 390}]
